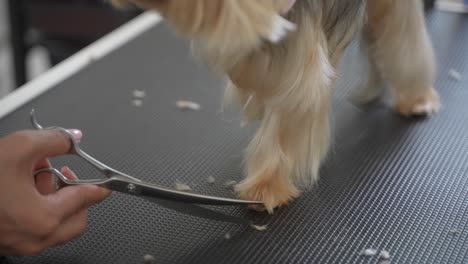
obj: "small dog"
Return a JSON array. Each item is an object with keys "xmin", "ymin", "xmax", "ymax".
[{"xmin": 113, "ymin": 0, "xmax": 440, "ymax": 212}]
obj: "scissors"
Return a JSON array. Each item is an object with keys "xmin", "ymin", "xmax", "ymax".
[{"xmin": 31, "ymin": 109, "xmax": 262, "ymax": 226}]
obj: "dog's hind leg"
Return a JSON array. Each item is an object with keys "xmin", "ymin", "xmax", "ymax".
[{"xmin": 365, "ymin": 0, "xmax": 440, "ymax": 116}]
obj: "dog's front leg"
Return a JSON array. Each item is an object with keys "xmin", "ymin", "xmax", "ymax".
[{"xmin": 231, "ymin": 31, "xmax": 335, "ymax": 212}]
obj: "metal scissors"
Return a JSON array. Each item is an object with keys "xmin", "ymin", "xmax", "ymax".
[{"xmin": 30, "ymin": 110, "xmax": 262, "ymax": 226}]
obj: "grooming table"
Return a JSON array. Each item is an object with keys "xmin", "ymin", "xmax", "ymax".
[{"xmin": 1, "ymin": 10, "xmax": 467, "ymax": 264}]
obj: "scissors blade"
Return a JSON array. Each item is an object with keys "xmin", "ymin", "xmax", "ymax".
[
  {"xmin": 143, "ymin": 197, "xmax": 251, "ymax": 225},
  {"xmin": 103, "ymin": 177, "xmax": 263, "ymax": 206}
]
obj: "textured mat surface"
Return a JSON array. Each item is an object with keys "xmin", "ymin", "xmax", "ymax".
[{"xmin": 1, "ymin": 11, "xmax": 468, "ymax": 264}]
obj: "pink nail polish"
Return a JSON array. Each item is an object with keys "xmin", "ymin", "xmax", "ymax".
[{"xmin": 67, "ymin": 129, "xmax": 82, "ymax": 143}]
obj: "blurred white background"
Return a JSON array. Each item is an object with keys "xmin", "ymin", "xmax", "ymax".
[
  {"xmin": 0, "ymin": 0, "xmax": 138, "ymax": 99},
  {"xmin": 0, "ymin": 0, "xmax": 14, "ymax": 98},
  {"xmin": 0, "ymin": 1, "xmax": 49, "ymax": 99}
]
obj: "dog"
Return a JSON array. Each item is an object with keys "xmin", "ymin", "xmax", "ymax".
[{"xmin": 112, "ymin": 0, "xmax": 440, "ymax": 212}]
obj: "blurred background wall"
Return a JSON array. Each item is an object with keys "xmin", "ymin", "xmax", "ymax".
[{"xmin": 0, "ymin": 0, "xmax": 140, "ymax": 99}]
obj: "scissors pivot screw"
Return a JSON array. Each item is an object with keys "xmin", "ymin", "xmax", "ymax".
[{"xmin": 127, "ymin": 183, "xmax": 137, "ymax": 193}]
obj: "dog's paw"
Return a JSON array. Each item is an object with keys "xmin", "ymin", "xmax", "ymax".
[
  {"xmin": 267, "ymin": 15, "xmax": 296, "ymax": 43},
  {"xmin": 235, "ymin": 172, "xmax": 300, "ymax": 213},
  {"xmin": 393, "ymin": 88, "xmax": 441, "ymax": 117}
]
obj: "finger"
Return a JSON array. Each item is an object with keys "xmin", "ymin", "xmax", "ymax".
[
  {"xmin": 6, "ymin": 208, "xmax": 85, "ymax": 257},
  {"xmin": 35, "ymin": 171, "xmax": 56, "ymax": 195},
  {"xmin": 34, "ymin": 158, "xmax": 56, "ymax": 194},
  {"xmin": 56, "ymin": 166, "xmax": 78, "ymax": 189},
  {"xmin": 61, "ymin": 166, "xmax": 78, "ymax": 180},
  {"xmin": 4, "ymin": 242, "xmax": 44, "ymax": 256},
  {"xmin": 45, "ymin": 171, "xmax": 111, "ymax": 220},
  {"xmin": 34, "ymin": 158, "xmax": 51, "ymax": 171},
  {"xmin": 42, "ymin": 209, "xmax": 88, "ymax": 250}
]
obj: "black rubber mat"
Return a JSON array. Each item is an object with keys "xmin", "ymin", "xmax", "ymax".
[{"xmin": 1, "ymin": 10, "xmax": 467, "ymax": 264}]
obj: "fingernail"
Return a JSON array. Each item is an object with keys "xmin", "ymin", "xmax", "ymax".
[
  {"xmin": 67, "ymin": 129, "xmax": 82, "ymax": 143},
  {"xmin": 102, "ymin": 187, "xmax": 112, "ymax": 197},
  {"xmin": 61, "ymin": 166, "xmax": 69, "ymax": 174}
]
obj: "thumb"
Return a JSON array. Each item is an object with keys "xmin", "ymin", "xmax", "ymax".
[{"xmin": 45, "ymin": 167, "xmax": 111, "ymax": 221}]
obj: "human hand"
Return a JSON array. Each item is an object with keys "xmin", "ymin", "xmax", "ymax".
[{"xmin": 0, "ymin": 129, "xmax": 111, "ymax": 256}]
